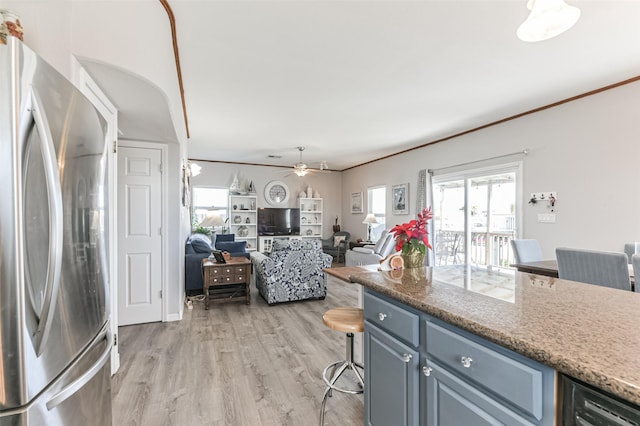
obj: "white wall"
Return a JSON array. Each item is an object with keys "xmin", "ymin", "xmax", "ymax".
[
  {"xmin": 192, "ymin": 162, "xmax": 343, "ymax": 239},
  {"xmin": 342, "ymin": 81, "xmax": 640, "ymax": 259},
  {"xmin": 1, "ymin": 2, "xmax": 73, "ymax": 77}
]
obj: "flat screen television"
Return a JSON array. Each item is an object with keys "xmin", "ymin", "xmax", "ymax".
[{"xmin": 258, "ymin": 208, "xmax": 300, "ymax": 236}]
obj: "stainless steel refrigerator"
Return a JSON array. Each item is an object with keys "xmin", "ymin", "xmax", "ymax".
[{"xmin": 0, "ymin": 38, "xmax": 112, "ymax": 425}]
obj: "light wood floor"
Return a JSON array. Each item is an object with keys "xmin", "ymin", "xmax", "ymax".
[{"xmin": 112, "ymin": 276, "xmax": 364, "ymax": 426}]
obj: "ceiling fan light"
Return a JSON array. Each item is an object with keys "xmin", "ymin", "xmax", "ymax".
[
  {"xmin": 294, "ymin": 168, "xmax": 308, "ymax": 177},
  {"xmin": 517, "ymin": 0, "xmax": 580, "ymax": 42}
]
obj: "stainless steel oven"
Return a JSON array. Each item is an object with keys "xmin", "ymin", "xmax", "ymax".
[{"xmin": 562, "ymin": 375, "xmax": 640, "ymax": 426}]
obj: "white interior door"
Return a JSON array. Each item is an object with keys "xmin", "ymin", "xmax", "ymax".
[{"xmin": 118, "ymin": 146, "xmax": 163, "ymax": 325}]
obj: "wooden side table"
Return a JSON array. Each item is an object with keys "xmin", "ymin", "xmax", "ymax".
[{"xmin": 202, "ymin": 257, "xmax": 251, "ymax": 309}]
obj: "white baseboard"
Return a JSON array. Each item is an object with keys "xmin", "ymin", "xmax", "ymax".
[{"xmin": 165, "ymin": 312, "xmax": 182, "ymax": 322}]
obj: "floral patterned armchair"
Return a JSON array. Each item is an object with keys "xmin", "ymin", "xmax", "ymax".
[{"xmin": 250, "ymin": 239, "xmax": 332, "ymax": 305}]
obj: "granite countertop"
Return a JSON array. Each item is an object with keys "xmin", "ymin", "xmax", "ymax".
[{"xmin": 348, "ymin": 265, "xmax": 640, "ymax": 405}]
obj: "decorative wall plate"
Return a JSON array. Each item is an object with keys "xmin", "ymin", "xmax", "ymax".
[{"xmin": 264, "ymin": 180, "xmax": 290, "ymax": 206}]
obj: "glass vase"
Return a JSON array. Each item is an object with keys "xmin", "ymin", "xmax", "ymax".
[{"xmin": 402, "ymin": 251, "xmax": 425, "ymax": 269}]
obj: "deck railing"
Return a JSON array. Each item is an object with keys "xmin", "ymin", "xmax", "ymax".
[{"xmin": 435, "ymin": 230, "xmax": 515, "ymax": 268}]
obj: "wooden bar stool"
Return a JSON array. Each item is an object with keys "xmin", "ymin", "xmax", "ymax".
[{"xmin": 320, "ymin": 307, "xmax": 365, "ymax": 425}]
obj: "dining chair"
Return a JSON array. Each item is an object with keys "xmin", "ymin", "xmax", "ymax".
[
  {"xmin": 624, "ymin": 242, "xmax": 640, "ymax": 264},
  {"xmin": 632, "ymin": 255, "xmax": 640, "ymax": 293},
  {"xmin": 556, "ymin": 248, "xmax": 632, "ymax": 291},
  {"xmin": 510, "ymin": 239, "xmax": 543, "ymax": 264}
]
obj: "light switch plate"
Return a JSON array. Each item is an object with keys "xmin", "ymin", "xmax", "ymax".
[{"xmin": 538, "ymin": 213, "xmax": 556, "ymax": 223}]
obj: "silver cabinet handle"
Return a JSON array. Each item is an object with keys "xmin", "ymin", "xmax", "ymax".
[
  {"xmin": 378, "ymin": 312, "xmax": 387, "ymax": 321},
  {"xmin": 422, "ymin": 366, "xmax": 432, "ymax": 376},
  {"xmin": 460, "ymin": 356, "xmax": 473, "ymax": 368},
  {"xmin": 401, "ymin": 353, "xmax": 412, "ymax": 363}
]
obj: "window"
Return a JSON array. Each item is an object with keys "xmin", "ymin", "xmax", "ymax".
[
  {"xmin": 367, "ymin": 186, "xmax": 386, "ymax": 242},
  {"xmin": 191, "ymin": 187, "xmax": 228, "ymax": 229},
  {"xmin": 432, "ymin": 163, "xmax": 521, "ymax": 269}
]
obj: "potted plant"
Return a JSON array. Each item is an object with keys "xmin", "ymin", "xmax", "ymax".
[
  {"xmin": 390, "ymin": 207, "xmax": 433, "ymax": 268},
  {"xmin": 192, "ymin": 225, "xmax": 211, "ymax": 236}
]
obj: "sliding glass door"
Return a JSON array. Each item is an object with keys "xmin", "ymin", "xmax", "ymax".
[{"xmin": 432, "ymin": 163, "xmax": 521, "ymax": 269}]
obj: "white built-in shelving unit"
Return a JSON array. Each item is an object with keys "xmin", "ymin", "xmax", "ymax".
[
  {"xmin": 299, "ymin": 198, "xmax": 323, "ymax": 239},
  {"xmin": 228, "ymin": 194, "xmax": 257, "ymax": 251}
]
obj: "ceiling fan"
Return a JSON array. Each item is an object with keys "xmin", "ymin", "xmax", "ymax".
[{"xmin": 292, "ymin": 146, "xmax": 329, "ymax": 176}]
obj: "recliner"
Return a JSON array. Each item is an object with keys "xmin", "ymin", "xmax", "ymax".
[{"xmin": 345, "ymin": 230, "xmax": 397, "ymax": 266}]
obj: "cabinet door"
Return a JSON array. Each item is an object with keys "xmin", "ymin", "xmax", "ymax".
[
  {"xmin": 365, "ymin": 322, "xmax": 419, "ymax": 426},
  {"xmin": 425, "ymin": 360, "xmax": 535, "ymax": 426}
]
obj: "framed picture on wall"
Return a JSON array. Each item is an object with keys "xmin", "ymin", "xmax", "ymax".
[
  {"xmin": 392, "ymin": 183, "xmax": 409, "ymax": 215},
  {"xmin": 351, "ymin": 192, "xmax": 363, "ymax": 214}
]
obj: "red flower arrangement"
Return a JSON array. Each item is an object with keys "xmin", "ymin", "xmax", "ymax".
[{"xmin": 390, "ymin": 207, "xmax": 433, "ymax": 255}]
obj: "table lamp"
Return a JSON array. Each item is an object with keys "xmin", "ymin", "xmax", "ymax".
[
  {"xmin": 200, "ymin": 211, "xmax": 225, "ymax": 234},
  {"xmin": 362, "ymin": 213, "xmax": 378, "ymax": 242}
]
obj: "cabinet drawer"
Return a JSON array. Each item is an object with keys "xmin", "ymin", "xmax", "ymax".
[
  {"xmin": 234, "ymin": 265, "xmax": 247, "ymax": 274},
  {"xmin": 364, "ymin": 291, "xmax": 419, "ymax": 347},
  {"xmin": 426, "ymin": 320, "xmax": 545, "ymax": 420}
]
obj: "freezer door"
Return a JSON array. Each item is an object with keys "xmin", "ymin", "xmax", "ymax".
[
  {"xmin": 0, "ymin": 39, "xmax": 110, "ymax": 409},
  {"xmin": 0, "ymin": 323, "xmax": 113, "ymax": 426}
]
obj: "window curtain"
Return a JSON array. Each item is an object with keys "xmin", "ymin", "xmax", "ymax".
[{"xmin": 417, "ymin": 169, "xmax": 435, "ymax": 266}]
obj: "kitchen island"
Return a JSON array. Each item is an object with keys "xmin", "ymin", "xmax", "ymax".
[{"xmin": 343, "ymin": 264, "xmax": 640, "ymax": 424}]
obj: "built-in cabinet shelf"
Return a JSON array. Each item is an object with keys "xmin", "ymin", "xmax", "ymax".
[
  {"xmin": 299, "ymin": 198, "xmax": 322, "ymax": 239},
  {"xmin": 229, "ymin": 195, "xmax": 257, "ymax": 251}
]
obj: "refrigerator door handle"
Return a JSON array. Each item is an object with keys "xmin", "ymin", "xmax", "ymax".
[
  {"xmin": 24, "ymin": 87, "xmax": 64, "ymax": 356},
  {"xmin": 45, "ymin": 326, "xmax": 112, "ymax": 411}
]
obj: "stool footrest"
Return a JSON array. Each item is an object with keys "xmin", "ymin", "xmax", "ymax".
[{"xmin": 322, "ymin": 360, "xmax": 364, "ymax": 395}]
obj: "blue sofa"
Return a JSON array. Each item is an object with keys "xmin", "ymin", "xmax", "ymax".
[{"xmin": 185, "ymin": 233, "xmax": 248, "ymax": 294}]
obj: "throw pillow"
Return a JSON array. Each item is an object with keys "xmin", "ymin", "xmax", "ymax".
[
  {"xmin": 190, "ymin": 238, "xmax": 212, "ymax": 253},
  {"xmin": 189, "ymin": 233, "xmax": 212, "ymax": 245},
  {"xmin": 216, "ymin": 241, "xmax": 247, "ymax": 254},
  {"xmin": 334, "ymin": 235, "xmax": 346, "ymax": 247}
]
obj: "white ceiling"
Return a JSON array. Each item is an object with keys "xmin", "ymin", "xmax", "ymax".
[{"xmin": 79, "ymin": 1, "xmax": 640, "ymax": 171}]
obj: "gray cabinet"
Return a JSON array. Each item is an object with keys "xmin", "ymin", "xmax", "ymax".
[
  {"xmin": 365, "ymin": 322, "xmax": 419, "ymax": 426},
  {"xmin": 425, "ymin": 359, "xmax": 536, "ymax": 426},
  {"xmin": 364, "ymin": 289, "xmax": 555, "ymax": 426}
]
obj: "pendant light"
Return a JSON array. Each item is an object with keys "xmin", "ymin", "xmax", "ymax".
[{"xmin": 517, "ymin": 0, "xmax": 580, "ymax": 42}]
